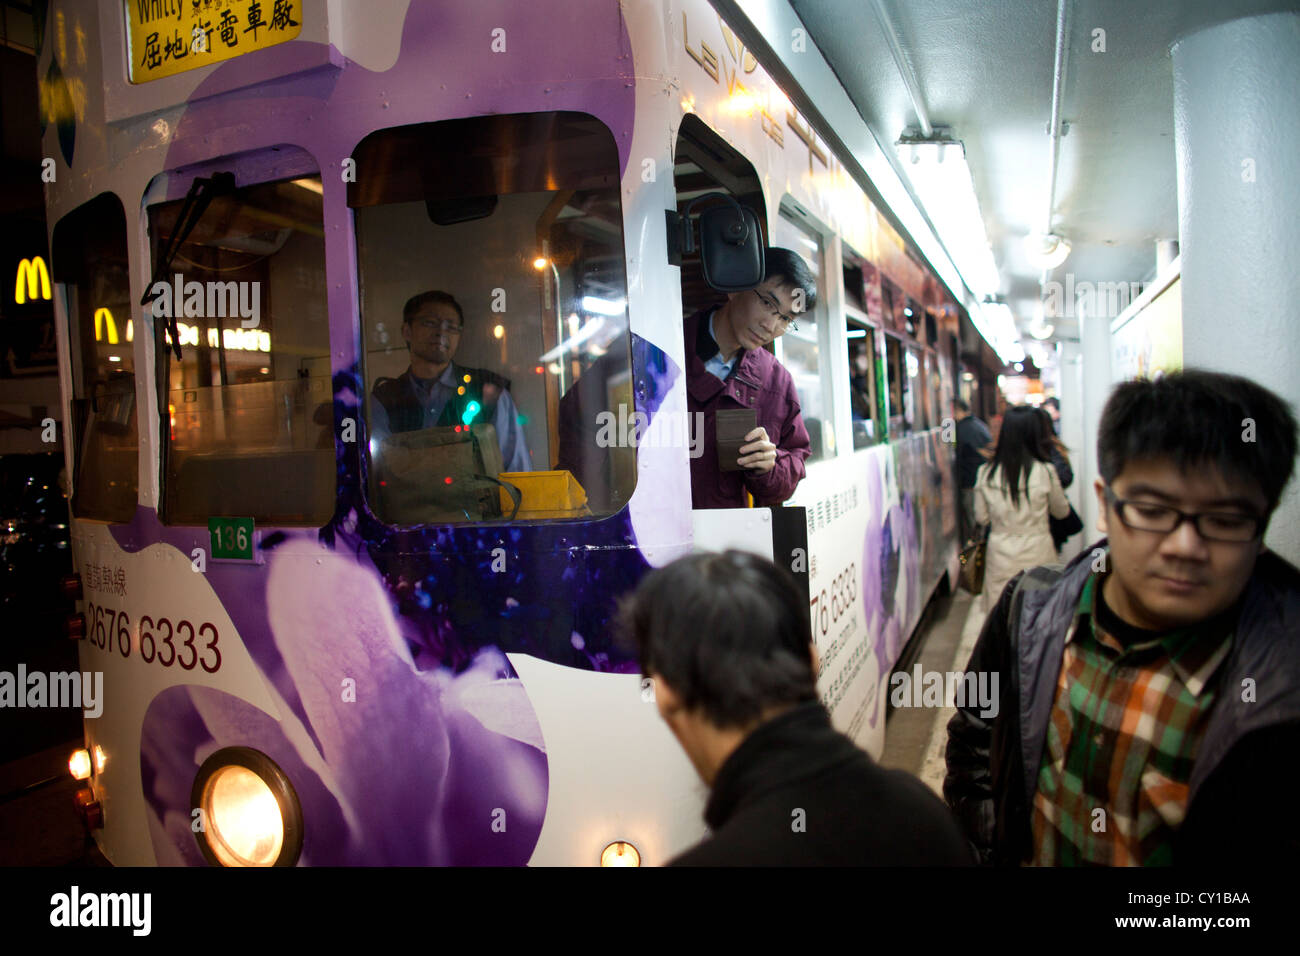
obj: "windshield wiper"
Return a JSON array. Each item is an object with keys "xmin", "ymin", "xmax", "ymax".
[{"xmin": 140, "ymin": 171, "xmax": 236, "ymax": 361}]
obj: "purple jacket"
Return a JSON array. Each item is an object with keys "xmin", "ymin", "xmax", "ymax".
[{"xmin": 686, "ymin": 308, "xmax": 811, "ymax": 509}]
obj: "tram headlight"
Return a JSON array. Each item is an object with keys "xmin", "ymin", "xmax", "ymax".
[
  {"xmin": 191, "ymin": 747, "xmax": 303, "ymax": 867},
  {"xmin": 600, "ymin": 841, "xmax": 641, "ymax": 867}
]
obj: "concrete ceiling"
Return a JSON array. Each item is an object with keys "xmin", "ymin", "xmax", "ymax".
[{"xmin": 789, "ymin": 0, "xmax": 1300, "ymax": 344}]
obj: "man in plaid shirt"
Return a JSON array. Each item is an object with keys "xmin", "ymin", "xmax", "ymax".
[{"xmin": 943, "ymin": 370, "xmax": 1300, "ymax": 865}]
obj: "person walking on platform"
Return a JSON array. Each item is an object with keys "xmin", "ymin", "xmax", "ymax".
[
  {"xmin": 944, "ymin": 370, "xmax": 1300, "ymax": 866},
  {"xmin": 1037, "ymin": 406, "xmax": 1083, "ymax": 552},
  {"xmin": 974, "ymin": 405, "xmax": 1071, "ymax": 612},
  {"xmin": 955, "ymin": 398, "xmax": 994, "ymax": 544},
  {"xmin": 620, "ymin": 550, "xmax": 972, "ymax": 866}
]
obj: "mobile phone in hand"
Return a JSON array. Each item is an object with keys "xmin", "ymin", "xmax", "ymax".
[{"xmin": 715, "ymin": 408, "xmax": 757, "ymax": 472}]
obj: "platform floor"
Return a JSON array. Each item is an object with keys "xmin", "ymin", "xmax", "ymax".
[{"xmin": 880, "ymin": 588, "xmax": 989, "ymax": 794}]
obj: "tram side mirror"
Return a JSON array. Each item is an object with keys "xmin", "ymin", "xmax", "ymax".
[
  {"xmin": 666, "ymin": 192, "xmax": 765, "ymax": 292},
  {"xmin": 698, "ymin": 205, "xmax": 764, "ymax": 292}
]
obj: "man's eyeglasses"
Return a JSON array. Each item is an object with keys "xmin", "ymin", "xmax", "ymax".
[
  {"xmin": 1103, "ymin": 486, "xmax": 1265, "ymax": 543},
  {"xmin": 411, "ymin": 318, "xmax": 463, "ymax": 334},
  {"xmin": 753, "ymin": 289, "xmax": 798, "ymax": 332}
]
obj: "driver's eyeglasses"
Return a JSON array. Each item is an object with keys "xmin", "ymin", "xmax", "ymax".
[
  {"xmin": 1103, "ymin": 486, "xmax": 1265, "ymax": 543},
  {"xmin": 412, "ymin": 318, "xmax": 463, "ymax": 334},
  {"xmin": 753, "ymin": 289, "xmax": 798, "ymax": 332}
]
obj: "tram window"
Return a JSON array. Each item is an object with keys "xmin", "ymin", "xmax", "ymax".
[
  {"xmin": 52, "ymin": 194, "xmax": 138, "ymax": 522},
  {"xmin": 884, "ymin": 334, "xmax": 907, "ymax": 438},
  {"xmin": 843, "ymin": 260, "xmax": 866, "ymax": 313},
  {"xmin": 927, "ymin": 351, "xmax": 943, "ymax": 429},
  {"xmin": 881, "ymin": 281, "xmax": 898, "ymax": 332},
  {"xmin": 350, "ymin": 112, "xmax": 633, "ymax": 524},
  {"xmin": 771, "ymin": 203, "xmax": 831, "ymax": 460},
  {"xmin": 846, "ymin": 320, "xmax": 878, "ymax": 449},
  {"xmin": 148, "ymin": 175, "xmax": 333, "ymax": 526},
  {"xmin": 903, "ymin": 298, "xmax": 919, "ymax": 338},
  {"xmin": 905, "ymin": 345, "xmax": 923, "ymax": 431}
]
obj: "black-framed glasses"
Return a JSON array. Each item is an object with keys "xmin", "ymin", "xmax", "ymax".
[
  {"xmin": 752, "ymin": 288, "xmax": 798, "ymax": 332},
  {"xmin": 411, "ymin": 318, "xmax": 463, "ymax": 334},
  {"xmin": 1103, "ymin": 486, "xmax": 1265, "ymax": 543}
]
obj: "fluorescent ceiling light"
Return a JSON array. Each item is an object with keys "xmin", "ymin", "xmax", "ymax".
[
  {"xmin": 978, "ymin": 302, "xmax": 1023, "ymax": 365},
  {"xmin": 896, "ymin": 136, "xmax": 1001, "ymax": 304}
]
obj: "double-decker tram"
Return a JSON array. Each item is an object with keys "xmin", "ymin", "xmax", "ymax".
[{"xmin": 44, "ymin": 0, "xmax": 994, "ymax": 865}]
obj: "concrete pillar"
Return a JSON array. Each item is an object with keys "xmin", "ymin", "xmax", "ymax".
[
  {"xmin": 1155, "ymin": 240, "xmax": 1179, "ymax": 275},
  {"xmin": 1078, "ymin": 307, "xmax": 1111, "ymax": 555},
  {"xmin": 1172, "ymin": 13, "xmax": 1300, "ymax": 566},
  {"xmin": 1057, "ymin": 340, "xmax": 1087, "ymax": 562}
]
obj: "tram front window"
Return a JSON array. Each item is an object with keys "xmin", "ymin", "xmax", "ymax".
[
  {"xmin": 148, "ymin": 173, "xmax": 333, "ymax": 526},
  {"xmin": 53, "ymin": 193, "xmax": 138, "ymax": 522},
  {"xmin": 350, "ymin": 112, "xmax": 635, "ymax": 524}
]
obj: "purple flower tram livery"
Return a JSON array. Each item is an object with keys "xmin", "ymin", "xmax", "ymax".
[{"xmin": 42, "ymin": 0, "xmax": 978, "ymax": 865}]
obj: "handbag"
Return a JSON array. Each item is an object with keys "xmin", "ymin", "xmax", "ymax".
[
  {"xmin": 958, "ymin": 524, "xmax": 990, "ymax": 595},
  {"xmin": 1049, "ymin": 504, "xmax": 1084, "ymax": 549}
]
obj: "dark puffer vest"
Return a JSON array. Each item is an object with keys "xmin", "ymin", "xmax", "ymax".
[{"xmin": 371, "ymin": 365, "xmax": 511, "ymax": 433}]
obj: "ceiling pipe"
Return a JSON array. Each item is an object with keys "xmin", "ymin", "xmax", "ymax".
[
  {"xmin": 1028, "ymin": 0, "xmax": 1074, "ymax": 338},
  {"xmin": 1043, "ymin": 0, "xmax": 1073, "ymax": 236},
  {"xmin": 870, "ymin": 0, "xmax": 932, "ymax": 137}
]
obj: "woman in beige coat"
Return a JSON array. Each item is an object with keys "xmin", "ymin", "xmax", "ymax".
[{"xmin": 975, "ymin": 405, "xmax": 1071, "ymax": 611}]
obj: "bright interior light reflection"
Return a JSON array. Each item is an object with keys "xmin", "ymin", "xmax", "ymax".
[
  {"xmin": 580, "ymin": 295, "xmax": 626, "ymax": 316},
  {"xmin": 204, "ymin": 764, "xmax": 284, "ymax": 867}
]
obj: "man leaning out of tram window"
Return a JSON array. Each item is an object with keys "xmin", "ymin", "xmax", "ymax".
[
  {"xmin": 686, "ymin": 247, "xmax": 816, "ymax": 509},
  {"xmin": 370, "ymin": 290, "xmax": 532, "ymax": 471},
  {"xmin": 619, "ymin": 549, "xmax": 973, "ymax": 866},
  {"xmin": 943, "ymin": 369, "xmax": 1300, "ymax": 866}
]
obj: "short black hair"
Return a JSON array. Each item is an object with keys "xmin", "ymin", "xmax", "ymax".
[
  {"xmin": 1098, "ymin": 369, "xmax": 1298, "ymax": 515},
  {"xmin": 955, "ymin": 397, "xmax": 970, "ymax": 413},
  {"xmin": 1044, "ymin": 396, "xmax": 1060, "ymax": 411},
  {"xmin": 617, "ymin": 550, "xmax": 817, "ymax": 729},
  {"xmin": 764, "ymin": 247, "xmax": 818, "ymax": 314},
  {"xmin": 402, "ymin": 290, "xmax": 464, "ymax": 326}
]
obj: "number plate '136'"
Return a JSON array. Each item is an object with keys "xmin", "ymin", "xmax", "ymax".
[{"xmin": 208, "ymin": 517, "xmax": 256, "ymax": 561}]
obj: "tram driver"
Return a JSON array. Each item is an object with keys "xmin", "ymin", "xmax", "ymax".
[
  {"xmin": 685, "ymin": 247, "xmax": 816, "ymax": 509},
  {"xmin": 370, "ymin": 290, "xmax": 532, "ymax": 472}
]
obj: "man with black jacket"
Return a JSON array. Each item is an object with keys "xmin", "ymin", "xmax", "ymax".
[
  {"xmin": 621, "ymin": 550, "xmax": 971, "ymax": 866},
  {"xmin": 944, "ymin": 370, "xmax": 1300, "ymax": 865}
]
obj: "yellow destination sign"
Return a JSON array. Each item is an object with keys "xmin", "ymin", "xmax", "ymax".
[{"xmin": 126, "ymin": 0, "xmax": 302, "ymax": 84}]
